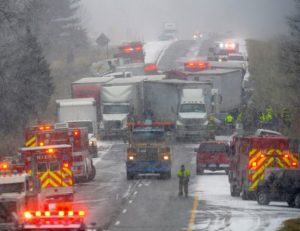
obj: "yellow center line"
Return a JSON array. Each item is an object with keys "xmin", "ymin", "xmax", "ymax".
[{"xmin": 187, "ymin": 194, "xmax": 199, "ymax": 231}]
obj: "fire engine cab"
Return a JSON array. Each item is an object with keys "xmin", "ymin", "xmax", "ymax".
[
  {"xmin": 20, "ymin": 145, "xmax": 74, "ymax": 202},
  {"xmin": 228, "ymin": 133, "xmax": 299, "ymax": 200},
  {"xmin": 24, "ymin": 124, "xmax": 96, "ymax": 183}
]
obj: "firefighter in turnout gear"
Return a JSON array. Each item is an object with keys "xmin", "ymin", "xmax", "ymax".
[{"xmin": 177, "ymin": 165, "xmax": 191, "ymax": 197}]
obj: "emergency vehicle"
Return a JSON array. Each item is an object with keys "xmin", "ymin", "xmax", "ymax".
[
  {"xmin": 0, "ymin": 161, "xmax": 40, "ymax": 230},
  {"xmin": 20, "ymin": 145, "xmax": 74, "ymax": 202},
  {"xmin": 208, "ymin": 41, "xmax": 239, "ymax": 62},
  {"xmin": 195, "ymin": 141, "xmax": 230, "ymax": 175},
  {"xmin": 228, "ymin": 133, "xmax": 299, "ymax": 200},
  {"xmin": 116, "ymin": 41, "xmax": 145, "ymax": 64},
  {"xmin": 24, "ymin": 124, "xmax": 96, "ymax": 183},
  {"xmin": 126, "ymin": 120, "xmax": 172, "ymax": 180}
]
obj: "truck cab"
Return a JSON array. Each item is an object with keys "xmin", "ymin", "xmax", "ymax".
[
  {"xmin": 195, "ymin": 141, "xmax": 229, "ymax": 175},
  {"xmin": 126, "ymin": 122, "xmax": 172, "ymax": 180},
  {"xmin": 176, "ymin": 88, "xmax": 210, "ymax": 140}
]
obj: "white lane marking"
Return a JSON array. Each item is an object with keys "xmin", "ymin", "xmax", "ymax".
[
  {"xmin": 129, "ymin": 200, "xmax": 133, "ymax": 204},
  {"xmin": 115, "ymin": 221, "xmax": 120, "ymax": 226},
  {"xmin": 122, "ymin": 209, "xmax": 127, "ymax": 214},
  {"xmin": 138, "ymin": 183, "xmax": 142, "ymax": 187}
]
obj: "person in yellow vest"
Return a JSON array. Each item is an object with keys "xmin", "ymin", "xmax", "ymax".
[{"xmin": 177, "ymin": 164, "xmax": 191, "ymax": 197}]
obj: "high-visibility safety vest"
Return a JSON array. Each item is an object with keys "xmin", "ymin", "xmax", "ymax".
[
  {"xmin": 225, "ymin": 114, "xmax": 234, "ymax": 124},
  {"xmin": 177, "ymin": 168, "xmax": 191, "ymax": 177},
  {"xmin": 237, "ymin": 112, "xmax": 243, "ymax": 122}
]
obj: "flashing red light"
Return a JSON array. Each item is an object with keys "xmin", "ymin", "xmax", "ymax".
[
  {"xmin": 144, "ymin": 63, "xmax": 157, "ymax": 73},
  {"xmin": 63, "ymin": 162, "xmax": 69, "ymax": 168},
  {"xmin": 44, "ymin": 211, "xmax": 51, "ymax": 217},
  {"xmin": 135, "ymin": 46, "xmax": 143, "ymax": 52},
  {"xmin": 39, "ymin": 142, "xmax": 45, "ymax": 146},
  {"xmin": 123, "ymin": 47, "xmax": 133, "ymax": 53},
  {"xmin": 284, "ymin": 154, "xmax": 289, "ymax": 158},
  {"xmin": 252, "ymin": 162, "xmax": 257, "ymax": 168},
  {"xmin": 24, "ymin": 211, "xmax": 32, "ymax": 220},
  {"xmin": 47, "ymin": 148, "xmax": 54, "ymax": 154},
  {"xmin": 292, "ymin": 162, "xmax": 298, "ymax": 167},
  {"xmin": 58, "ymin": 211, "xmax": 65, "ymax": 216},
  {"xmin": 35, "ymin": 211, "xmax": 41, "ymax": 217},
  {"xmin": 68, "ymin": 211, "xmax": 74, "ymax": 216},
  {"xmin": 78, "ymin": 210, "xmax": 85, "ymax": 217},
  {"xmin": 1, "ymin": 164, "xmax": 8, "ymax": 169},
  {"xmin": 184, "ymin": 60, "xmax": 210, "ymax": 71},
  {"xmin": 260, "ymin": 154, "xmax": 266, "ymax": 158},
  {"xmin": 73, "ymin": 130, "xmax": 80, "ymax": 137}
]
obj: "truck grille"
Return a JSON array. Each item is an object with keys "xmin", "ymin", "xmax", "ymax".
[
  {"xmin": 183, "ymin": 119, "xmax": 203, "ymax": 130},
  {"xmin": 137, "ymin": 148, "xmax": 159, "ymax": 161},
  {"xmin": 105, "ymin": 121, "xmax": 121, "ymax": 129}
]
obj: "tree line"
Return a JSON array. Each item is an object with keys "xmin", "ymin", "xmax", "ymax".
[{"xmin": 0, "ymin": 0, "xmax": 89, "ymax": 152}]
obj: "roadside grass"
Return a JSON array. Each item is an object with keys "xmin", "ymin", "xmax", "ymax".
[{"xmin": 278, "ymin": 218, "xmax": 300, "ymax": 231}]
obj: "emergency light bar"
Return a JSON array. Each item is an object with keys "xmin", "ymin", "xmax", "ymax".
[{"xmin": 184, "ymin": 60, "xmax": 210, "ymax": 72}]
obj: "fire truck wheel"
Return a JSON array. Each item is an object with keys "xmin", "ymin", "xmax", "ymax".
[
  {"xmin": 295, "ymin": 193, "xmax": 300, "ymax": 208},
  {"xmin": 257, "ymin": 190, "xmax": 270, "ymax": 205},
  {"xmin": 88, "ymin": 165, "xmax": 96, "ymax": 181},
  {"xmin": 287, "ymin": 195, "xmax": 295, "ymax": 207},
  {"xmin": 230, "ymin": 185, "xmax": 240, "ymax": 197}
]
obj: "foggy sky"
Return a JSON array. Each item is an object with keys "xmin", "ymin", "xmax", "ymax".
[{"xmin": 80, "ymin": 0, "xmax": 295, "ymax": 43}]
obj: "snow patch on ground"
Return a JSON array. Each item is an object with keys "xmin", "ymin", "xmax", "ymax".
[
  {"xmin": 144, "ymin": 41, "xmax": 173, "ymax": 64},
  {"xmin": 191, "ymin": 174, "xmax": 300, "ymax": 231}
]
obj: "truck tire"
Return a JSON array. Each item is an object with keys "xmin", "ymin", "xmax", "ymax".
[
  {"xmin": 257, "ymin": 190, "xmax": 270, "ymax": 205},
  {"xmin": 127, "ymin": 172, "xmax": 134, "ymax": 180},
  {"xmin": 295, "ymin": 193, "xmax": 300, "ymax": 208},
  {"xmin": 230, "ymin": 185, "xmax": 240, "ymax": 197},
  {"xmin": 287, "ymin": 195, "xmax": 295, "ymax": 208},
  {"xmin": 88, "ymin": 165, "xmax": 96, "ymax": 181},
  {"xmin": 196, "ymin": 167, "xmax": 204, "ymax": 175}
]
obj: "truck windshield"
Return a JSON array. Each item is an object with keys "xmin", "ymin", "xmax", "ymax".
[
  {"xmin": 0, "ymin": 183, "xmax": 24, "ymax": 193},
  {"xmin": 68, "ymin": 121, "xmax": 93, "ymax": 133},
  {"xmin": 199, "ymin": 143, "xmax": 226, "ymax": 152},
  {"xmin": 103, "ymin": 105, "xmax": 129, "ymax": 114},
  {"xmin": 132, "ymin": 129, "xmax": 165, "ymax": 143},
  {"xmin": 180, "ymin": 104, "xmax": 206, "ymax": 113}
]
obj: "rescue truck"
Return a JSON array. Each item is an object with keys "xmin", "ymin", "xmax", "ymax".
[
  {"xmin": 116, "ymin": 41, "xmax": 145, "ymax": 64},
  {"xmin": 24, "ymin": 124, "xmax": 96, "ymax": 183},
  {"xmin": 228, "ymin": 133, "xmax": 299, "ymax": 200},
  {"xmin": 195, "ymin": 141, "xmax": 230, "ymax": 175},
  {"xmin": 0, "ymin": 161, "xmax": 40, "ymax": 230},
  {"xmin": 126, "ymin": 120, "xmax": 172, "ymax": 180},
  {"xmin": 20, "ymin": 145, "xmax": 74, "ymax": 202}
]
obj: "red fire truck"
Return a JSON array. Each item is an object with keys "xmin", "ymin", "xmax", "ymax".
[
  {"xmin": 195, "ymin": 141, "xmax": 230, "ymax": 175},
  {"xmin": 24, "ymin": 124, "xmax": 96, "ymax": 183},
  {"xmin": 228, "ymin": 133, "xmax": 299, "ymax": 200},
  {"xmin": 20, "ymin": 145, "xmax": 74, "ymax": 202}
]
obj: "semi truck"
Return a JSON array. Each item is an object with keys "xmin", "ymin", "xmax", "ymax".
[
  {"xmin": 143, "ymin": 79, "xmax": 214, "ymax": 140},
  {"xmin": 56, "ymin": 98, "xmax": 98, "ymax": 157},
  {"xmin": 100, "ymin": 77, "xmax": 145, "ymax": 138},
  {"xmin": 183, "ymin": 68, "xmax": 243, "ymax": 113}
]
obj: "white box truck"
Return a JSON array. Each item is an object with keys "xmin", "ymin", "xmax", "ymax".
[{"xmin": 56, "ymin": 98, "xmax": 98, "ymax": 157}]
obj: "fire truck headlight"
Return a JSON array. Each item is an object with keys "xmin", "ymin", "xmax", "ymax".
[
  {"xmin": 35, "ymin": 211, "xmax": 41, "ymax": 217},
  {"xmin": 78, "ymin": 210, "xmax": 85, "ymax": 217},
  {"xmin": 24, "ymin": 211, "xmax": 32, "ymax": 219}
]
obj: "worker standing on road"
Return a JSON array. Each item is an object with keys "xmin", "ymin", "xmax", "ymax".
[{"xmin": 177, "ymin": 164, "xmax": 191, "ymax": 197}]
